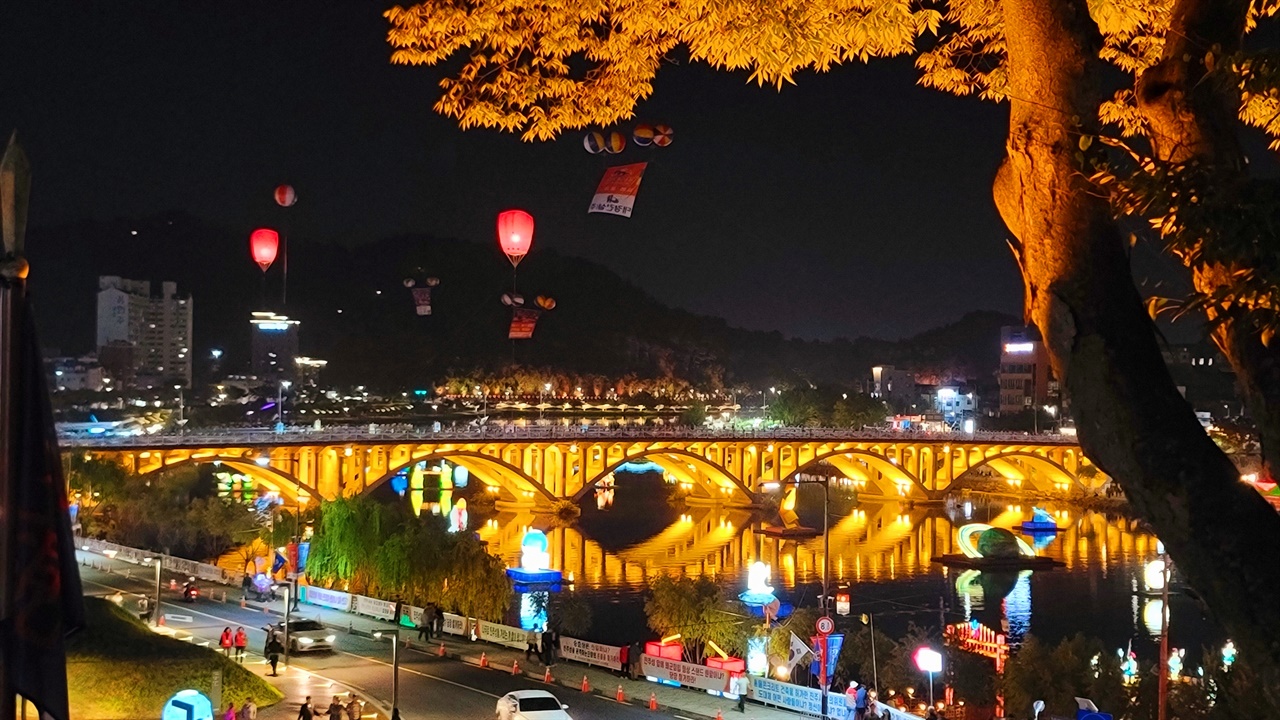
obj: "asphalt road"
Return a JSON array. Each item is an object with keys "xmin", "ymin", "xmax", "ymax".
[{"xmin": 79, "ymin": 564, "xmax": 680, "ymax": 720}]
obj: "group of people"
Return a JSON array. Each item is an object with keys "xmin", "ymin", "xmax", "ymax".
[
  {"xmin": 414, "ymin": 605, "xmax": 446, "ymax": 641},
  {"xmin": 845, "ymin": 681, "xmax": 899, "ymax": 720},
  {"xmin": 522, "ymin": 624, "xmax": 560, "ymax": 666},
  {"xmin": 294, "ymin": 695, "xmax": 363, "ymax": 720},
  {"xmin": 218, "ymin": 627, "xmax": 249, "ymax": 661},
  {"xmin": 219, "ymin": 700, "xmax": 257, "ymax": 720}
]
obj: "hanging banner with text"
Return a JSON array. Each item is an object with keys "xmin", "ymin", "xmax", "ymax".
[
  {"xmin": 412, "ymin": 288, "xmax": 433, "ymax": 316},
  {"xmin": 560, "ymin": 636, "xmax": 624, "ymax": 671},
  {"xmin": 478, "ymin": 620, "xmax": 528, "ymax": 650},
  {"xmin": 587, "ymin": 163, "xmax": 648, "ymax": 218},
  {"xmin": 509, "ymin": 307, "xmax": 541, "ymax": 340},
  {"xmin": 301, "ymin": 586, "xmax": 353, "ymax": 612},
  {"xmin": 641, "ymin": 654, "xmax": 730, "ymax": 692}
]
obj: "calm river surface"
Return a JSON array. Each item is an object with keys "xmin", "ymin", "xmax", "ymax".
[{"xmin": 461, "ymin": 473, "xmax": 1220, "ymax": 664}]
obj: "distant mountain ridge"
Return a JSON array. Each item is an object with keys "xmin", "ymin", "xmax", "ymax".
[{"xmin": 27, "ymin": 213, "xmax": 1016, "ymax": 390}]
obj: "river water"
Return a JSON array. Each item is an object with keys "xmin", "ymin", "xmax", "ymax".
[{"xmin": 464, "ymin": 472, "xmax": 1221, "ymax": 666}]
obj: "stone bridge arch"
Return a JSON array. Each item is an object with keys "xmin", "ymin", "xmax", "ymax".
[
  {"xmin": 952, "ymin": 451, "xmax": 1083, "ymax": 494},
  {"xmin": 780, "ymin": 449, "xmax": 926, "ymax": 499},
  {"xmin": 127, "ymin": 453, "xmax": 313, "ymax": 503},
  {"xmin": 365, "ymin": 450, "xmax": 557, "ymax": 508},
  {"xmin": 573, "ymin": 447, "xmax": 753, "ymax": 505}
]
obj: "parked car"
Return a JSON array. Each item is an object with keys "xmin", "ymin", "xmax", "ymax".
[
  {"xmin": 262, "ymin": 618, "xmax": 335, "ymax": 653},
  {"xmin": 495, "ymin": 690, "xmax": 572, "ymax": 720}
]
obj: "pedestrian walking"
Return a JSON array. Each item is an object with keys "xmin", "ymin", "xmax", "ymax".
[
  {"xmin": 417, "ymin": 611, "xmax": 431, "ymax": 641},
  {"xmin": 266, "ymin": 636, "xmax": 284, "ymax": 676},
  {"xmin": 434, "ymin": 606, "xmax": 444, "ymax": 636},
  {"xmin": 219, "ymin": 627, "xmax": 234, "ymax": 656},
  {"xmin": 344, "ymin": 697, "xmax": 362, "ymax": 720},
  {"xmin": 734, "ymin": 674, "xmax": 748, "ymax": 713},
  {"xmin": 238, "ymin": 700, "xmax": 257, "ymax": 720},
  {"xmin": 297, "ymin": 697, "xmax": 314, "ymax": 720},
  {"xmin": 619, "ymin": 643, "xmax": 629, "ymax": 679},
  {"xmin": 137, "ymin": 595, "xmax": 151, "ymax": 622},
  {"xmin": 234, "ymin": 627, "xmax": 248, "ymax": 661},
  {"xmin": 241, "ymin": 573, "xmax": 252, "ymax": 600},
  {"xmin": 525, "ymin": 626, "xmax": 541, "ymax": 662},
  {"xmin": 392, "ymin": 596, "xmax": 403, "ymax": 625},
  {"xmin": 223, "ymin": 703, "xmax": 237, "ymax": 720},
  {"xmin": 325, "ymin": 696, "xmax": 344, "ymax": 718}
]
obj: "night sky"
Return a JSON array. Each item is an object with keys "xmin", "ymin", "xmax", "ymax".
[{"xmin": 2, "ymin": 2, "xmax": 1024, "ymax": 341}]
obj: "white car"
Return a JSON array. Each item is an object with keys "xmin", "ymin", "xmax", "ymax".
[
  {"xmin": 265, "ymin": 618, "xmax": 336, "ymax": 653},
  {"xmin": 495, "ymin": 690, "xmax": 572, "ymax": 720}
]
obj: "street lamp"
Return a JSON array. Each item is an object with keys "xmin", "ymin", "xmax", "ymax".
[
  {"xmin": 762, "ymin": 476, "xmax": 831, "ymax": 616},
  {"xmin": 373, "ymin": 628, "xmax": 402, "ymax": 718},
  {"xmin": 174, "ymin": 384, "xmax": 185, "ymax": 434},
  {"xmin": 913, "ymin": 647, "xmax": 943, "ymax": 707},
  {"xmin": 277, "ymin": 380, "xmax": 292, "ymax": 432},
  {"xmin": 861, "ymin": 613, "xmax": 879, "ymax": 694}
]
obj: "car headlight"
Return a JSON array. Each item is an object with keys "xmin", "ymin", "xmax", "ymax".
[
  {"xmin": 324, "ymin": 635, "xmax": 336, "ymax": 643},
  {"xmin": 298, "ymin": 637, "xmax": 314, "ymax": 644}
]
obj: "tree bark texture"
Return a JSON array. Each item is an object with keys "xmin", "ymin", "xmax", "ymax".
[
  {"xmin": 996, "ymin": 0, "xmax": 1280, "ymax": 699},
  {"xmin": 1135, "ymin": 0, "xmax": 1280, "ymax": 478}
]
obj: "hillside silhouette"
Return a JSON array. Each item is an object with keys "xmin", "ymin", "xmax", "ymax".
[{"xmin": 27, "ymin": 214, "xmax": 1015, "ymax": 390}]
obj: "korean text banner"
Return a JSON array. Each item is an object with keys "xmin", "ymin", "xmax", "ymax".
[
  {"xmin": 509, "ymin": 307, "xmax": 541, "ymax": 339},
  {"xmin": 588, "ymin": 163, "xmax": 648, "ymax": 217}
]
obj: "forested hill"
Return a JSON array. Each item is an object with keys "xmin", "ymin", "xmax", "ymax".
[{"xmin": 27, "ymin": 213, "xmax": 1016, "ymax": 390}]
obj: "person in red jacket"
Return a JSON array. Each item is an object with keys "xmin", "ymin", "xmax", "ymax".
[
  {"xmin": 234, "ymin": 627, "xmax": 248, "ymax": 661},
  {"xmin": 219, "ymin": 627, "xmax": 233, "ymax": 656}
]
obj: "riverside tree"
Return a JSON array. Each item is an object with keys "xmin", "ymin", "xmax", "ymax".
[{"xmin": 385, "ymin": 0, "xmax": 1280, "ymax": 700}]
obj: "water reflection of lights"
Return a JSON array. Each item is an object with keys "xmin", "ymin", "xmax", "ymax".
[
  {"xmin": 1003, "ymin": 571, "xmax": 1032, "ymax": 644},
  {"xmin": 1143, "ymin": 599, "xmax": 1167, "ymax": 636}
]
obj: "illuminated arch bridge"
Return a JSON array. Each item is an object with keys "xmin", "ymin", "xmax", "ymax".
[{"xmin": 65, "ymin": 428, "xmax": 1107, "ymax": 508}]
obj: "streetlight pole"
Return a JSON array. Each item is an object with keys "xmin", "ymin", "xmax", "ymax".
[
  {"xmin": 375, "ymin": 628, "xmax": 401, "ymax": 717},
  {"xmin": 862, "ymin": 612, "xmax": 879, "ymax": 694},
  {"xmin": 152, "ymin": 555, "xmax": 162, "ymax": 626},
  {"xmin": 174, "ymin": 384, "xmax": 185, "ymax": 435},
  {"xmin": 277, "ymin": 380, "xmax": 291, "ymax": 432},
  {"xmin": 1158, "ymin": 548, "xmax": 1171, "ymax": 720},
  {"xmin": 283, "ymin": 584, "xmax": 291, "ymax": 668}
]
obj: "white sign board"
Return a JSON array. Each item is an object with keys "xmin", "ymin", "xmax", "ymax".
[
  {"xmin": 641, "ymin": 654, "xmax": 730, "ymax": 693},
  {"xmin": 442, "ymin": 612, "xmax": 468, "ymax": 636},
  {"xmin": 560, "ymin": 636, "xmax": 624, "ymax": 671},
  {"xmin": 302, "ymin": 586, "xmax": 352, "ymax": 612},
  {"xmin": 479, "ymin": 620, "xmax": 527, "ymax": 650},
  {"xmin": 354, "ymin": 595, "xmax": 397, "ymax": 621},
  {"xmin": 751, "ymin": 678, "xmax": 846, "ymax": 718}
]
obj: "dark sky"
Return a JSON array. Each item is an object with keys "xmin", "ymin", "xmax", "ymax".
[{"xmin": 2, "ymin": 2, "xmax": 1022, "ymax": 341}]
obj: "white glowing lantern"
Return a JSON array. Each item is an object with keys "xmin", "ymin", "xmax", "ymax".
[{"xmin": 1144, "ymin": 559, "xmax": 1167, "ymax": 591}]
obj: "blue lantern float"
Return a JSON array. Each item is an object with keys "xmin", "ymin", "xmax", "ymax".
[{"xmin": 506, "ymin": 530, "xmax": 563, "ymax": 587}]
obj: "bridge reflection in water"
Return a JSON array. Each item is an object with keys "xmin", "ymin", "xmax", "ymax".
[{"xmin": 476, "ymin": 496, "xmax": 1160, "ymax": 597}]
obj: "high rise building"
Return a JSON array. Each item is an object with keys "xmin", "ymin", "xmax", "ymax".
[
  {"xmin": 250, "ymin": 312, "xmax": 300, "ymax": 383},
  {"xmin": 96, "ymin": 276, "xmax": 193, "ymax": 388},
  {"xmin": 998, "ymin": 326, "xmax": 1056, "ymax": 415}
]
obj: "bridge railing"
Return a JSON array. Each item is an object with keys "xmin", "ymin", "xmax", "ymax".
[{"xmin": 59, "ymin": 424, "xmax": 1080, "ymax": 448}]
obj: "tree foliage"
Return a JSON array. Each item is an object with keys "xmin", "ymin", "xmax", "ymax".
[
  {"xmin": 768, "ymin": 387, "xmax": 886, "ymax": 427},
  {"xmin": 304, "ymin": 496, "xmax": 511, "ymax": 621},
  {"xmin": 644, "ymin": 574, "xmax": 747, "ymax": 663}
]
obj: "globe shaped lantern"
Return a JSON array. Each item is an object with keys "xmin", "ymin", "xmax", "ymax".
[
  {"xmin": 249, "ymin": 228, "xmax": 279, "ymax": 272},
  {"xmin": 496, "ymin": 210, "xmax": 534, "ymax": 267}
]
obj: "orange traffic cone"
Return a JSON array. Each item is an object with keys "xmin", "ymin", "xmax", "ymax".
[
  {"xmin": 438, "ymin": 643, "xmax": 446, "ymax": 657},
  {"xmin": 240, "ymin": 597, "xmax": 246, "ymax": 609},
  {"xmin": 543, "ymin": 667, "xmax": 553, "ymax": 683},
  {"xmin": 581, "ymin": 676, "xmax": 590, "ymax": 693},
  {"xmin": 157, "ymin": 615, "xmax": 166, "ymax": 626},
  {"xmin": 479, "ymin": 652, "xmax": 488, "ymax": 668},
  {"xmin": 616, "ymin": 685, "xmax": 625, "ymax": 703},
  {"xmin": 512, "ymin": 660, "xmax": 520, "ymax": 676},
  {"xmin": 169, "ymin": 579, "xmax": 177, "ymax": 590},
  {"xmin": 715, "ymin": 711, "xmax": 723, "ymax": 720},
  {"xmin": 649, "ymin": 693, "xmax": 657, "ymax": 711}
]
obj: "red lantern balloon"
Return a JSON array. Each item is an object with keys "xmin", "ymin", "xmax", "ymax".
[
  {"xmin": 496, "ymin": 209, "xmax": 534, "ymax": 267},
  {"xmin": 250, "ymin": 228, "xmax": 279, "ymax": 272},
  {"xmin": 274, "ymin": 185, "xmax": 297, "ymax": 207}
]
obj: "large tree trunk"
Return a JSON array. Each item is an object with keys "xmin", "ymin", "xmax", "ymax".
[
  {"xmin": 997, "ymin": 0, "xmax": 1280, "ymax": 701},
  {"xmin": 1135, "ymin": 0, "xmax": 1280, "ymax": 478}
]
